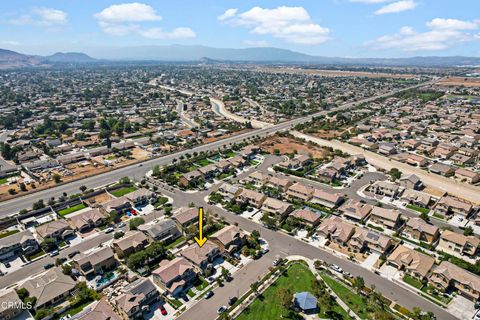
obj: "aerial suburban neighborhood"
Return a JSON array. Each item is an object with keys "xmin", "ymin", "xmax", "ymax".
[{"xmin": 0, "ymin": 1, "xmax": 480, "ymax": 320}]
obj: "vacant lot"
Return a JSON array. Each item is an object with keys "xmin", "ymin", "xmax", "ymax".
[
  {"xmin": 260, "ymin": 136, "xmax": 328, "ymax": 159},
  {"xmin": 437, "ymin": 77, "xmax": 480, "ymax": 87},
  {"xmin": 257, "ymin": 67, "xmax": 418, "ymax": 79}
]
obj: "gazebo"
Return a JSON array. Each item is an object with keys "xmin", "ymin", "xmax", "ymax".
[{"xmin": 294, "ymin": 291, "xmax": 318, "ymax": 312}]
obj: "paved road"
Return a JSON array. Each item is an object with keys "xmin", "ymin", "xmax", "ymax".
[
  {"xmin": 0, "ymin": 80, "xmax": 434, "ymax": 217},
  {"xmin": 176, "ymin": 99, "xmax": 198, "ymax": 128},
  {"xmin": 292, "ymin": 131, "xmax": 480, "ymax": 204}
]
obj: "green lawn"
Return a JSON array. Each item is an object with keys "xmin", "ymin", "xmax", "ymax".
[
  {"xmin": 194, "ymin": 277, "xmax": 209, "ymax": 291},
  {"xmin": 58, "ymin": 203, "xmax": 87, "ymax": 216},
  {"xmin": 197, "ymin": 159, "xmax": 213, "ymax": 166},
  {"xmin": 406, "ymin": 204, "xmax": 430, "ymax": 214},
  {"xmin": 187, "ymin": 289, "xmax": 196, "ymax": 298},
  {"xmin": 237, "ymin": 264, "xmax": 348, "ymax": 320},
  {"xmin": 421, "ymin": 285, "xmax": 452, "ymax": 304},
  {"xmin": 0, "ymin": 229, "xmax": 19, "ymax": 239},
  {"xmin": 402, "ymin": 274, "xmax": 423, "ymax": 289},
  {"xmin": 168, "ymin": 298, "xmax": 183, "ymax": 309},
  {"xmin": 224, "ymin": 151, "xmax": 236, "ymax": 158},
  {"xmin": 321, "ymin": 273, "xmax": 371, "ymax": 319},
  {"xmin": 166, "ymin": 236, "xmax": 186, "ymax": 249},
  {"xmin": 0, "ymin": 177, "xmax": 8, "ymax": 185},
  {"xmin": 26, "ymin": 250, "xmax": 45, "ymax": 260},
  {"xmin": 111, "ymin": 186, "xmax": 137, "ymax": 197}
]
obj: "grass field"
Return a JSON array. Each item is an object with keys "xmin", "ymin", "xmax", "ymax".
[
  {"xmin": 0, "ymin": 229, "xmax": 19, "ymax": 239},
  {"xmin": 166, "ymin": 236, "xmax": 186, "ymax": 249},
  {"xmin": 237, "ymin": 264, "xmax": 348, "ymax": 320},
  {"xmin": 0, "ymin": 177, "xmax": 8, "ymax": 185},
  {"xmin": 321, "ymin": 273, "xmax": 371, "ymax": 319},
  {"xmin": 406, "ymin": 204, "xmax": 430, "ymax": 214},
  {"xmin": 403, "ymin": 274, "xmax": 423, "ymax": 289},
  {"xmin": 58, "ymin": 203, "xmax": 87, "ymax": 216},
  {"xmin": 196, "ymin": 159, "xmax": 213, "ymax": 166},
  {"xmin": 110, "ymin": 186, "xmax": 137, "ymax": 197}
]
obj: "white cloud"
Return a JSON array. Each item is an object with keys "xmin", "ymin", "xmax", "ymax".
[
  {"xmin": 220, "ymin": 6, "xmax": 331, "ymax": 45},
  {"xmin": 365, "ymin": 17, "xmax": 480, "ymax": 51},
  {"xmin": 94, "ymin": 3, "xmax": 161, "ymax": 23},
  {"xmin": 218, "ymin": 8, "xmax": 238, "ymax": 21},
  {"xmin": 349, "ymin": 0, "xmax": 390, "ymax": 3},
  {"xmin": 374, "ymin": 0, "xmax": 417, "ymax": 15},
  {"xmin": 5, "ymin": 7, "xmax": 67, "ymax": 27},
  {"xmin": 94, "ymin": 3, "xmax": 195, "ymax": 40},
  {"xmin": 0, "ymin": 40, "xmax": 20, "ymax": 46}
]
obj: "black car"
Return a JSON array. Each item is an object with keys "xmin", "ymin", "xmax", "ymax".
[
  {"xmin": 228, "ymin": 297, "xmax": 238, "ymax": 306},
  {"xmin": 44, "ymin": 263, "xmax": 54, "ymax": 269},
  {"xmin": 68, "ymin": 250, "xmax": 80, "ymax": 258},
  {"xmin": 205, "ymin": 291, "xmax": 214, "ymax": 299}
]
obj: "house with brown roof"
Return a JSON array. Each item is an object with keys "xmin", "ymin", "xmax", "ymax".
[
  {"xmin": 237, "ymin": 189, "xmax": 267, "ymax": 208},
  {"xmin": 398, "ymin": 174, "xmax": 423, "ymax": 190},
  {"xmin": 310, "ymin": 189, "xmax": 344, "ymax": 209},
  {"xmin": 403, "ymin": 218, "xmax": 439, "ymax": 245},
  {"xmin": 369, "ymin": 207, "xmax": 401, "ymax": 230},
  {"xmin": 210, "ymin": 225, "xmax": 247, "ymax": 254},
  {"xmin": 181, "ymin": 241, "xmax": 221, "ymax": 271},
  {"xmin": 285, "ymin": 183, "xmax": 314, "ymax": 202},
  {"xmin": 125, "ymin": 188, "xmax": 157, "ymax": 206},
  {"xmin": 430, "ymin": 163, "xmax": 455, "ymax": 177},
  {"xmin": 370, "ymin": 181, "xmax": 401, "ymax": 198},
  {"xmin": 261, "ymin": 197, "xmax": 293, "ymax": 218},
  {"xmin": 72, "ymin": 247, "xmax": 117, "ymax": 277},
  {"xmin": 338, "ymin": 200, "xmax": 373, "ymax": 223},
  {"xmin": 434, "ymin": 195, "xmax": 473, "ymax": 217},
  {"xmin": 246, "ymin": 172, "xmax": 269, "ymax": 185},
  {"xmin": 0, "ymin": 290, "xmax": 23, "ymax": 319},
  {"xmin": 316, "ymin": 167, "xmax": 339, "ymax": 183},
  {"xmin": 178, "ymin": 170, "xmax": 203, "ymax": 188},
  {"xmin": 429, "ymin": 261, "xmax": 480, "ymax": 301},
  {"xmin": 173, "ymin": 207, "xmax": 198, "ymax": 228},
  {"xmin": 217, "ymin": 183, "xmax": 243, "ymax": 200},
  {"xmin": 387, "ymin": 245, "xmax": 435, "ymax": 280},
  {"xmin": 112, "ymin": 231, "xmax": 149, "ymax": 258},
  {"xmin": 437, "ymin": 230, "xmax": 479, "ymax": 257},
  {"xmin": 36, "ymin": 219, "xmax": 74, "ymax": 241},
  {"xmin": 114, "ymin": 278, "xmax": 160, "ymax": 319},
  {"xmin": 20, "ymin": 267, "xmax": 76, "ymax": 310},
  {"xmin": 317, "ymin": 216, "xmax": 355, "ymax": 246},
  {"xmin": 406, "ymin": 154, "xmax": 429, "ymax": 167},
  {"xmin": 266, "ymin": 176, "xmax": 293, "ymax": 192},
  {"xmin": 455, "ymin": 168, "xmax": 480, "ymax": 184},
  {"xmin": 290, "ymin": 209, "xmax": 322, "ymax": 227},
  {"xmin": 152, "ymin": 257, "xmax": 197, "ymax": 296},
  {"xmin": 101, "ymin": 196, "xmax": 132, "ymax": 214},
  {"xmin": 67, "ymin": 208, "xmax": 106, "ymax": 232},
  {"xmin": 348, "ymin": 227, "xmax": 392, "ymax": 254},
  {"xmin": 75, "ymin": 298, "xmax": 120, "ymax": 320},
  {"xmin": 401, "ymin": 189, "xmax": 431, "ymax": 208}
]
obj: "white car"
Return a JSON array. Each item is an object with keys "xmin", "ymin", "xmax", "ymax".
[
  {"xmin": 331, "ymin": 264, "xmax": 343, "ymax": 273},
  {"xmin": 217, "ymin": 306, "xmax": 227, "ymax": 314},
  {"xmin": 105, "ymin": 227, "xmax": 114, "ymax": 233}
]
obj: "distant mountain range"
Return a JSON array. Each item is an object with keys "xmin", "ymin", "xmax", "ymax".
[{"xmin": 1, "ymin": 45, "xmax": 480, "ymax": 68}]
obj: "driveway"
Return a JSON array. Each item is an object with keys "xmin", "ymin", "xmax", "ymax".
[
  {"xmin": 447, "ymin": 295, "xmax": 476, "ymax": 320},
  {"xmin": 360, "ymin": 252, "xmax": 380, "ymax": 271}
]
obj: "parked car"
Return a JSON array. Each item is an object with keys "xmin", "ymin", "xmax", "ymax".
[
  {"xmin": 205, "ymin": 291, "xmax": 214, "ymax": 299},
  {"xmin": 105, "ymin": 227, "xmax": 114, "ymax": 233},
  {"xmin": 68, "ymin": 250, "xmax": 80, "ymax": 258},
  {"xmin": 4, "ymin": 262, "xmax": 11, "ymax": 268},
  {"xmin": 228, "ymin": 297, "xmax": 238, "ymax": 306},
  {"xmin": 260, "ymin": 248, "xmax": 269, "ymax": 255},
  {"xmin": 117, "ymin": 222, "xmax": 126, "ymax": 228},
  {"xmin": 207, "ymin": 276, "xmax": 215, "ymax": 284},
  {"xmin": 272, "ymin": 259, "xmax": 280, "ymax": 266},
  {"xmin": 49, "ymin": 250, "xmax": 59, "ymax": 257},
  {"xmin": 159, "ymin": 305, "xmax": 167, "ymax": 316},
  {"xmin": 217, "ymin": 306, "xmax": 227, "ymax": 314},
  {"xmin": 331, "ymin": 264, "xmax": 343, "ymax": 273}
]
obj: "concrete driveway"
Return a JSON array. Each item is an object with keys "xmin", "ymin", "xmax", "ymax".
[{"xmin": 447, "ymin": 295, "xmax": 476, "ymax": 320}]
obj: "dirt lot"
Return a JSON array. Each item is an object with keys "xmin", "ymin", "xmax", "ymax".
[
  {"xmin": 257, "ymin": 67, "xmax": 418, "ymax": 79},
  {"xmin": 259, "ymin": 136, "xmax": 328, "ymax": 159},
  {"xmin": 313, "ymin": 130, "xmax": 344, "ymax": 139},
  {"xmin": 84, "ymin": 191, "xmax": 112, "ymax": 206},
  {"xmin": 203, "ymin": 129, "xmax": 252, "ymax": 144},
  {"xmin": 423, "ymin": 185, "xmax": 447, "ymax": 198},
  {"xmin": 436, "ymin": 77, "xmax": 480, "ymax": 87}
]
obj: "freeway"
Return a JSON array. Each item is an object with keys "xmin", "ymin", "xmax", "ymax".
[{"xmin": 0, "ymin": 80, "xmax": 434, "ymax": 217}]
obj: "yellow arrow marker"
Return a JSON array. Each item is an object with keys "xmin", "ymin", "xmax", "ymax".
[{"xmin": 194, "ymin": 207, "xmax": 208, "ymax": 247}]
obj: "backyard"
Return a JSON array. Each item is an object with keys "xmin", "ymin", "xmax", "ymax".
[
  {"xmin": 58, "ymin": 203, "xmax": 87, "ymax": 216},
  {"xmin": 110, "ymin": 186, "xmax": 137, "ymax": 197}
]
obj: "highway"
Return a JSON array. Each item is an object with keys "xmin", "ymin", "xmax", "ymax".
[{"xmin": 0, "ymin": 80, "xmax": 433, "ymax": 217}]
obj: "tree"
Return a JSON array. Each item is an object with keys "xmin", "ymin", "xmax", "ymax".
[
  {"xmin": 129, "ymin": 217, "xmax": 145, "ymax": 230},
  {"xmin": 277, "ymin": 287, "xmax": 293, "ymax": 317},
  {"xmin": 113, "ymin": 231, "xmax": 124, "ymax": 239},
  {"xmin": 41, "ymin": 238, "xmax": 57, "ymax": 252},
  {"xmin": 353, "ymin": 276, "xmax": 365, "ymax": 293},
  {"xmin": 464, "ymin": 226, "xmax": 474, "ymax": 236},
  {"xmin": 119, "ymin": 176, "xmax": 130, "ymax": 184},
  {"xmin": 108, "ymin": 210, "xmax": 121, "ymax": 223},
  {"xmin": 8, "ymin": 188, "xmax": 16, "ymax": 195},
  {"xmin": 52, "ymin": 173, "xmax": 62, "ymax": 184},
  {"xmin": 19, "ymin": 182, "xmax": 27, "ymax": 192},
  {"xmin": 221, "ymin": 267, "xmax": 231, "ymax": 280},
  {"xmin": 420, "ymin": 211, "xmax": 429, "ymax": 222},
  {"xmin": 79, "ymin": 185, "xmax": 87, "ymax": 193},
  {"xmin": 32, "ymin": 200, "xmax": 45, "ymax": 210},
  {"xmin": 62, "ymin": 264, "xmax": 72, "ymax": 276},
  {"xmin": 388, "ymin": 168, "xmax": 402, "ymax": 181},
  {"xmin": 250, "ymin": 281, "xmax": 259, "ymax": 295}
]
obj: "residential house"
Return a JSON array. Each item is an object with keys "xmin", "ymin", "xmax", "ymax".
[
  {"xmin": 112, "ymin": 231, "xmax": 149, "ymax": 258},
  {"xmin": 290, "ymin": 209, "xmax": 322, "ymax": 228},
  {"xmin": 261, "ymin": 197, "xmax": 293, "ymax": 219},
  {"xmin": 317, "ymin": 216, "xmax": 355, "ymax": 246},
  {"xmin": 36, "ymin": 219, "xmax": 74, "ymax": 241},
  {"xmin": 210, "ymin": 225, "xmax": 247, "ymax": 254},
  {"xmin": 285, "ymin": 183, "xmax": 314, "ymax": 202},
  {"xmin": 455, "ymin": 168, "xmax": 480, "ymax": 184},
  {"xmin": 114, "ymin": 278, "xmax": 160, "ymax": 319},
  {"xmin": 173, "ymin": 207, "xmax": 198, "ymax": 228},
  {"xmin": 317, "ymin": 167, "xmax": 339, "ymax": 184},
  {"xmin": 237, "ymin": 189, "xmax": 267, "ymax": 208},
  {"xmin": 20, "ymin": 267, "xmax": 76, "ymax": 310},
  {"xmin": 74, "ymin": 298, "xmax": 120, "ymax": 320},
  {"xmin": 338, "ymin": 200, "xmax": 373, "ymax": 223},
  {"xmin": 434, "ymin": 196, "xmax": 473, "ymax": 217},
  {"xmin": 370, "ymin": 180, "xmax": 401, "ymax": 198},
  {"xmin": 438, "ymin": 230, "xmax": 479, "ymax": 257},
  {"xmin": 265, "ymin": 176, "xmax": 293, "ymax": 192},
  {"xmin": 401, "ymin": 189, "xmax": 431, "ymax": 208},
  {"xmin": 217, "ymin": 183, "xmax": 243, "ymax": 201},
  {"xmin": 387, "ymin": 245, "xmax": 435, "ymax": 280},
  {"xmin": 429, "ymin": 261, "xmax": 480, "ymax": 301},
  {"xmin": 138, "ymin": 219, "xmax": 181, "ymax": 243},
  {"xmin": 181, "ymin": 241, "xmax": 221, "ymax": 271},
  {"xmin": 152, "ymin": 257, "xmax": 197, "ymax": 296},
  {"xmin": 102, "ymin": 197, "xmax": 132, "ymax": 214},
  {"xmin": 72, "ymin": 247, "xmax": 117, "ymax": 277},
  {"xmin": 246, "ymin": 172, "xmax": 269, "ymax": 185},
  {"xmin": 310, "ymin": 189, "xmax": 344, "ymax": 209},
  {"xmin": 67, "ymin": 208, "xmax": 106, "ymax": 232},
  {"xmin": 0, "ymin": 230, "xmax": 39, "ymax": 260},
  {"xmin": 430, "ymin": 163, "xmax": 455, "ymax": 177},
  {"xmin": 197, "ymin": 164, "xmax": 219, "ymax": 180},
  {"xmin": 369, "ymin": 207, "xmax": 402, "ymax": 230},
  {"xmin": 178, "ymin": 170, "xmax": 203, "ymax": 187},
  {"xmin": 406, "ymin": 154, "xmax": 429, "ymax": 167},
  {"xmin": 349, "ymin": 227, "xmax": 392, "ymax": 254},
  {"xmin": 398, "ymin": 174, "xmax": 423, "ymax": 190},
  {"xmin": 0, "ymin": 290, "xmax": 23, "ymax": 320},
  {"xmin": 278, "ymin": 154, "xmax": 311, "ymax": 171},
  {"xmin": 125, "ymin": 188, "xmax": 157, "ymax": 206},
  {"xmin": 403, "ymin": 218, "xmax": 439, "ymax": 245}
]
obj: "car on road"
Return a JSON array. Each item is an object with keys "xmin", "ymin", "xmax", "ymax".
[
  {"xmin": 68, "ymin": 250, "xmax": 80, "ymax": 258},
  {"xmin": 344, "ymin": 272, "xmax": 353, "ymax": 278},
  {"xmin": 205, "ymin": 291, "xmax": 214, "ymax": 299},
  {"xmin": 44, "ymin": 263, "xmax": 54, "ymax": 269},
  {"xmin": 207, "ymin": 276, "xmax": 215, "ymax": 284},
  {"xmin": 4, "ymin": 262, "xmax": 11, "ymax": 268},
  {"xmin": 49, "ymin": 250, "xmax": 59, "ymax": 257},
  {"xmin": 105, "ymin": 227, "xmax": 114, "ymax": 233},
  {"xmin": 159, "ymin": 305, "xmax": 167, "ymax": 316},
  {"xmin": 273, "ymin": 259, "xmax": 280, "ymax": 266},
  {"xmin": 228, "ymin": 297, "xmax": 238, "ymax": 306},
  {"xmin": 138, "ymin": 164, "xmax": 143, "ymax": 167},
  {"xmin": 217, "ymin": 306, "xmax": 227, "ymax": 314},
  {"xmin": 260, "ymin": 248, "xmax": 269, "ymax": 255},
  {"xmin": 117, "ymin": 222, "xmax": 126, "ymax": 228},
  {"xmin": 331, "ymin": 264, "xmax": 343, "ymax": 273}
]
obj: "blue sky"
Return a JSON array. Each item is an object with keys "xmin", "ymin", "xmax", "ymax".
[{"xmin": 0, "ymin": 0, "xmax": 479, "ymax": 57}]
